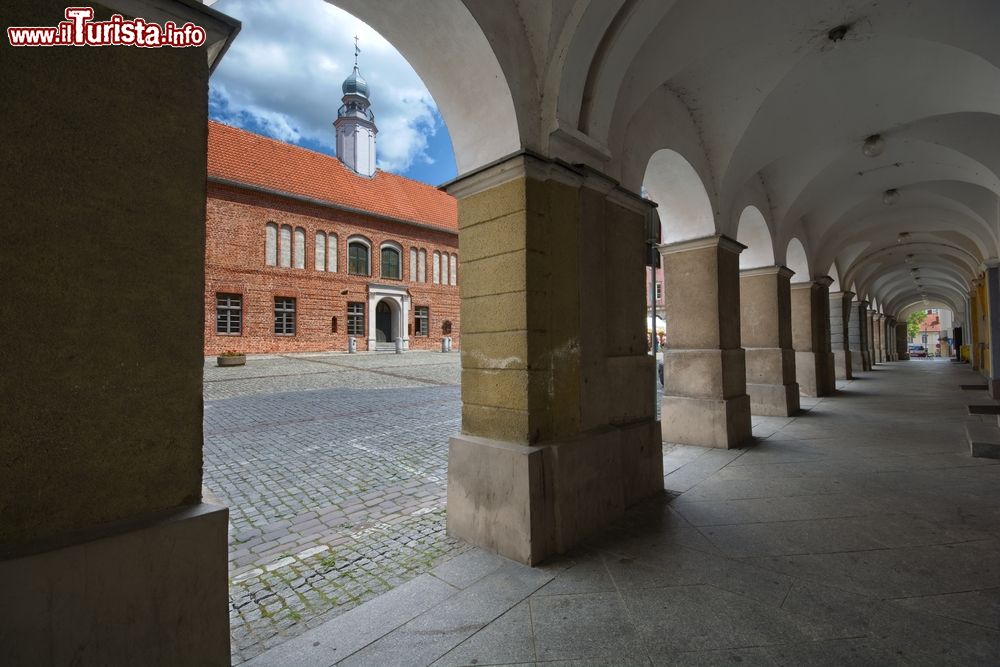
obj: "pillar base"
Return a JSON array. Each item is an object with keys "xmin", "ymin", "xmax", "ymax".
[
  {"xmin": 861, "ymin": 351, "xmax": 873, "ymax": 372},
  {"xmin": 744, "ymin": 347, "xmax": 798, "ymax": 416},
  {"xmin": 833, "ymin": 350, "xmax": 853, "ymax": 380},
  {"xmin": 747, "ymin": 382, "xmax": 800, "ymax": 416},
  {"xmin": 0, "ymin": 503, "xmax": 229, "ymax": 666},
  {"xmin": 447, "ymin": 421, "xmax": 662, "ymax": 565},
  {"xmin": 850, "ymin": 350, "xmax": 864, "ymax": 373},
  {"xmin": 796, "ymin": 351, "xmax": 836, "ymax": 397},
  {"xmin": 661, "ymin": 394, "xmax": 752, "ymax": 449},
  {"xmin": 990, "ymin": 378, "xmax": 1000, "ymax": 400}
]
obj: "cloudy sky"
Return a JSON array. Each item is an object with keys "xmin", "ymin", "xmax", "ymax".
[{"xmin": 209, "ymin": 0, "xmax": 457, "ymax": 185}]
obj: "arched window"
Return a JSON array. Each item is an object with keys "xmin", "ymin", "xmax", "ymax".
[
  {"xmin": 450, "ymin": 254, "xmax": 458, "ymax": 285},
  {"xmin": 381, "ymin": 243, "xmax": 401, "ymax": 280},
  {"xmin": 279, "ymin": 225, "xmax": 292, "ymax": 268},
  {"xmin": 265, "ymin": 222, "xmax": 277, "ymax": 266},
  {"xmin": 433, "ymin": 251, "xmax": 441, "ymax": 284},
  {"xmin": 441, "ymin": 251, "xmax": 449, "ymax": 285},
  {"xmin": 418, "ymin": 249, "xmax": 426, "ymax": 282},
  {"xmin": 328, "ymin": 233, "xmax": 338, "ymax": 272},
  {"xmin": 409, "ymin": 248, "xmax": 417, "ymax": 281},
  {"xmin": 293, "ymin": 227, "xmax": 305, "ymax": 269},
  {"xmin": 348, "ymin": 238, "xmax": 370, "ymax": 276},
  {"xmin": 315, "ymin": 231, "xmax": 326, "ymax": 271}
]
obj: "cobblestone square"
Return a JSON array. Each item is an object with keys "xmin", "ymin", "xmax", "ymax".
[{"xmin": 202, "ymin": 351, "xmax": 469, "ymax": 664}]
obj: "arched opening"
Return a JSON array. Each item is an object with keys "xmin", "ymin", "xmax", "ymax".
[
  {"xmin": 375, "ymin": 299, "xmax": 394, "ymax": 341},
  {"xmin": 786, "ymin": 238, "xmax": 810, "ymax": 283},
  {"xmin": 643, "ymin": 149, "xmax": 716, "ymax": 244},
  {"xmin": 199, "ymin": 1, "xmax": 475, "ymax": 656},
  {"xmin": 736, "ymin": 206, "xmax": 775, "ymax": 269}
]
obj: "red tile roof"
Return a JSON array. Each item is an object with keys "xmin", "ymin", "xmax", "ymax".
[{"xmin": 207, "ymin": 121, "xmax": 457, "ymax": 232}]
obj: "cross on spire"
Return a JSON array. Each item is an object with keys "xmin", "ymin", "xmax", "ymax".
[{"xmin": 354, "ymin": 35, "xmax": 360, "ymax": 67}]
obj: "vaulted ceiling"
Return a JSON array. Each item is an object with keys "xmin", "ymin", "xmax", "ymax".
[{"xmin": 327, "ymin": 0, "xmax": 1000, "ymax": 318}]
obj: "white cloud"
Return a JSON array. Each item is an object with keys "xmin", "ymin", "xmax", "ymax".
[{"xmin": 210, "ymin": 0, "xmax": 439, "ymax": 173}]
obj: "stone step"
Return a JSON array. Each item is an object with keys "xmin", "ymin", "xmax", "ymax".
[{"xmin": 965, "ymin": 419, "xmax": 1000, "ymax": 459}]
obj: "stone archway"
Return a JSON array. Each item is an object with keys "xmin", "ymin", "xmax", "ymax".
[
  {"xmin": 367, "ymin": 285, "xmax": 409, "ymax": 350},
  {"xmin": 375, "ymin": 300, "xmax": 393, "ymax": 342}
]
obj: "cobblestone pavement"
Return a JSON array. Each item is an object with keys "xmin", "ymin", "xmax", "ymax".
[{"xmin": 202, "ymin": 352, "xmax": 470, "ymax": 664}]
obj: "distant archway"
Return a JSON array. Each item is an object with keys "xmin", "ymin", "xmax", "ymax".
[
  {"xmin": 736, "ymin": 206, "xmax": 775, "ymax": 269},
  {"xmin": 786, "ymin": 238, "xmax": 810, "ymax": 283},
  {"xmin": 644, "ymin": 149, "xmax": 715, "ymax": 244}
]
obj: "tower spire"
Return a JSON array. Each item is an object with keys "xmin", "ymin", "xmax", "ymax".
[{"xmin": 334, "ymin": 35, "xmax": 377, "ymax": 177}]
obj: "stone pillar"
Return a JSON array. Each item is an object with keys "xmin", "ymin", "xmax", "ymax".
[
  {"xmin": 971, "ymin": 278, "xmax": 984, "ymax": 372},
  {"xmin": 791, "ymin": 277, "xmax": 836, "ymax": 396},
  {"xmin": 0, "ymin": 2, "xmax": 238, "ymax": 663},
  {"xmin": 661, "ymin": 236, "xmax": 752, "ymax": 448},
  {"xmin": 445, "ymin": 153, "xmax": 662, "ymax": 565},
  {"xmin": 829, "ymin": 291, "xmax": 854, "ymax": 380},
  {"xmin": 867, "ymin": 309, "xmax": 877, "ymax": 366},
  {"xmin": 740, "ymin": 266, "xmax": 800, "ymax": 416},
  {"xmin": 886, "ymin": 317, "xmax": 897, "ymax": 360},
  {"xmin": 875, "ymin": 314, "xmax": 885, "ymax": 364},
  {"xmin": 895, "ymin": 322, "xmax": 910, "ymax": 360},
  {"xmin": 849, "ymin": 299, "xmax": 870, "ymax": 372},
  {"xmin": 985, "ymin": 264, "xmax": 1000, "ymax": 398}
]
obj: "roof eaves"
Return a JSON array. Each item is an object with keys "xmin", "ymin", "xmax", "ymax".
[{"xmin": 208, "ymin": 175, "xmax": 458, "ymax": 237}]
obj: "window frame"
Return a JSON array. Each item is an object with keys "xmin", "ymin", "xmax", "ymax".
[
  {"xmin": 216, "ymin": 293, "xmax": 243, "ymax": 336},
  {"xmin": 380, "ymin": 242, "xmax": 402, "ymax": 280},
  {"xmin": 347, "ymin": 301, "xmax": 365, "ymax": 336},
  {"xmin": 347, "ymin": 237, "xmax": 371, "ymax": 276},
  {"xmin": 274, "ymin": 296, "xmax": 296, "ymax": 336},
  {"xmin": 414, "ymin": 305, "xmax": 429, "ymax": 337}
]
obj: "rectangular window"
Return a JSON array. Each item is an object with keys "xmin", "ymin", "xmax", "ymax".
[
  {"xmin": 279, "ymin": 225, "xmax": 292, "ymax": 268},
  {"xmin": 655, "ymin": 282, "xmax": 663, "ymax": 301},
  {"xmin": 274, "ymin": 297, "xmax": 296, "ymax": 336},
  {"xmin": 347, "ymin": 302, "xmax": 365, "ymax": 336},
  {"xmin": 216, "ymin": 293, "xmax": 242, "ymax": 335},
  {"xmin": 415, "ymin": 306, "xmax": 429, "ymax": 336},
  {"xmin": 315, "ymin": 231, "xmax": 326, "ymax": 271}
]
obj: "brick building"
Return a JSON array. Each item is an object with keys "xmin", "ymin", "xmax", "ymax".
[{"xmin": 203, "ymin": 61, "xmax": 459, "ymax": 355}]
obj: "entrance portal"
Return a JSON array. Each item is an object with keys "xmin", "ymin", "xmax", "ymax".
[{"xmin": 375, "ymin": 300, "xmax": 393, "ymax": 342}]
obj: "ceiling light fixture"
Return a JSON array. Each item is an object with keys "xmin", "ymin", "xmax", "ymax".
[
  {"xmin": 883, "ymin": 188, "xmax": 900, "ymax": 206},
  {"xmin": 863, "ymin": 134, "xmax": 885, "ymax": 158}
]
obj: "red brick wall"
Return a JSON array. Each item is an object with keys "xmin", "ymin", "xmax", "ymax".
[{"xmin": 204, "ymin": 183, "xmax": 460, "ymax": 355}]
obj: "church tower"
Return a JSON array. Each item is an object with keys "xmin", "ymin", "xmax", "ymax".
[{"xmin": 334, "ymin": 39, "xmax": 377, "ymax": 177}]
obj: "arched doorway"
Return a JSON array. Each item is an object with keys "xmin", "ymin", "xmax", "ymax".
[{"xmin": 375, "ymin": 300, "xmax": 393, "ymax": 342}]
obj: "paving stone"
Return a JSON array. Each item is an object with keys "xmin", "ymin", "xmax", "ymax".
[{"xmin": 204, "ymin": 352, "xmax": 465, "ymax": 663}]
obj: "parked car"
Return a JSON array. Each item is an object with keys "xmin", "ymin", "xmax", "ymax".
[{"xmin": 908, "ymin": 344, "xmax": 927, "ymax": 358}]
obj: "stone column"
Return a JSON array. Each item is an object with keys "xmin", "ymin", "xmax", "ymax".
[
  {"xmin": 895, "ymin": 322, "xmax": 910, "ymax": 360},
  {"xmin": 740, "ymin": 266, "xmax": 799, "ymax": 416},
  {"xmin": 0, "ymin": 4, "xmax": 238, "ymax": 663},
  {"xmin": 849, "ymin": 299, "xmax": 870, "ymax": 372},
  {"xmin": 791, "ymin": 277, "xmax": 836, "ymax": 396},
  {"xmin": 445, "ymin": 153, "xmax": 662, "ymax": 564},
  {"xmin": 875, "ymin": 314, "xmax": 885, "ymax": 364},
  {"xmin": 661, "ymin": 236, "xmax": 752, "ymax": 448},
  {"xmin": 971, "ymin": 278, "xmax": 983, "ymax": 372},
  {"xmin": 867, "ymin": 309, "xmax": 877, "ymax": 366},
  {"xmin": 985, "ymin": 264, "xmax": 1000, "ymax": 398},
  {"xmin": 829, "ymin": 291, "xmax": 854, "ymax": 380},
  {"xmin": 886, "ymin": 317, "xmax": 897, "ymax": 360}
]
